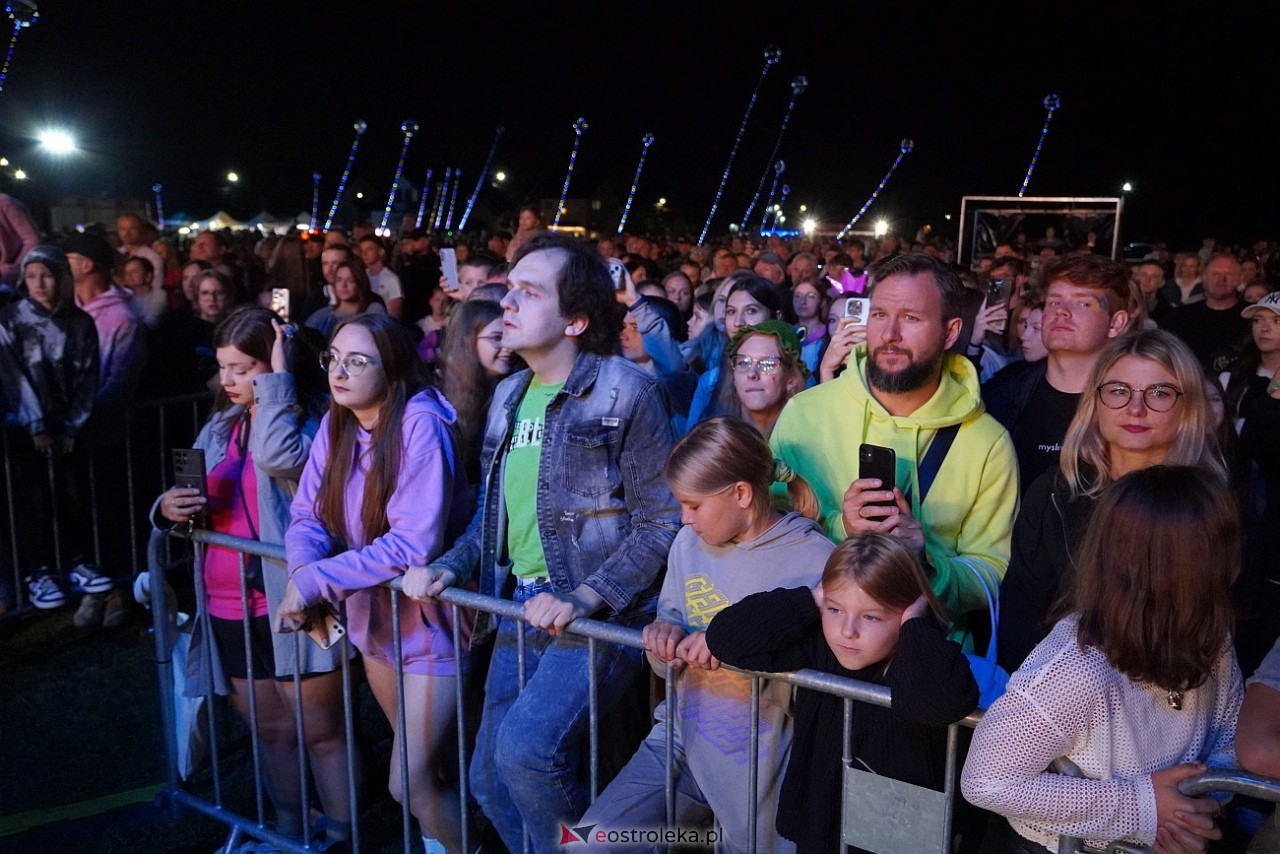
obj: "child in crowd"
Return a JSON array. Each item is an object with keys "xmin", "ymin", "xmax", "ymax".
[
  {"xmin": 580, "ymin": 417, "xmax": 834, "ymax": 852},
  {"xmin": 275, "ymin": 314, "xmax": 471, "ymax": 854},
  {"xmin": 962, "ymin": 465, "xmax": 1242, "ymax": 853},
  {"xmin": 705, "ymin": 532, "xmax": 979, "ymax": 854}
]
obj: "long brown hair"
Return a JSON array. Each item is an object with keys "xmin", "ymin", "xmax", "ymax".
[
  {"xmin": 821, "ymin": 533, "xmax": 947, "ymax": 626},
  {"xmin": 210, "ymin": 306, "xmax": 325, "ymax": 415},
  {"xmin": 333, "ymin": 259, "xmax": 374, "ymax": 312},
  {"xmin": 314, "ymin": 313, "xmax": 429, "ymax": 544},
  {"xmin": 439, "ymin": 299, "xmax": 505, "ymax": 473},
  {"xmin": 664, "ymin": 417, "xmax": 819, "ymax": 523},
  {"xmin": 1072, "ymin": 465, "xmax": 1237, "ymax": 693}
]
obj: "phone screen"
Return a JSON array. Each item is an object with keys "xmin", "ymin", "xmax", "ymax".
[
  {"xmin": 606, "ymin": 258, "xmax": 626, "ymax": 289},
  {"xmin": 269, "ymin": 288, "xmax": 291, "ymax": 322},
  {"xmin": 441, "ymin": 248, "xmax": 459, "ymax": 290}
]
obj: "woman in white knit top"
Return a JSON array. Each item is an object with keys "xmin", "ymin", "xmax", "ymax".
[{"xmin": 962, "ymin": 465, "xmax": 1243, "ymax": 853}]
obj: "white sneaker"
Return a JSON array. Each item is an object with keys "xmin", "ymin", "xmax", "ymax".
[
  {"xmin": 26, "ymin": 568, "xmax": 67, "ymax": 609},
  {"xmin": 68, "ymin": 563, "xmax": 114, "ymax": 594}
]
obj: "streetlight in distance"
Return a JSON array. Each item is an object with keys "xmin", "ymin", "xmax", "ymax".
[
  {"xmin": 227, "ymin": 171, "xmax": 240, "ymax": 183},
  {"xmin": 38, "ymin": 129, "xmax": 76, "ymax": 155},
  {"xmin": 494, "ymin": 171, "xmax": 506, "ymax": 183}
]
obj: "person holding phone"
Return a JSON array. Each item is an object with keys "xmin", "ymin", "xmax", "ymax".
[
  {"xmin": 274, "ymin": 314, "xmax": 471, "ymax": 854},
  {"xmin": 147, "ymin": 307, "xmax": 354, "ymax": 848},
  {"xmin": 770, "ymin": 253, "xmax": 1018, "ymax": 639},
  {"xmin": 818, "ymin": 294, "xmax": 868, "ymax": 383}
]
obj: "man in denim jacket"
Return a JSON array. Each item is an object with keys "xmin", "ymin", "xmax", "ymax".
[{"xmin": 407, "ymin": 232, "xmax": 680, "ymax": 853}]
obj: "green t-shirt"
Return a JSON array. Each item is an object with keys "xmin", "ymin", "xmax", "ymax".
[{"xmin": 505, "ymin": 378, "xmax": 564, "ymax": 579}]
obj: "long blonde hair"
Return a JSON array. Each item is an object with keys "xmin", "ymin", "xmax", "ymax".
[
  {"xmin": 665, "ymin": 417, "xmax": 819, "ymax": 522},
  {"xmin": 1060, "ymin": 329, "xmax": 1226, "ymax": 498}
]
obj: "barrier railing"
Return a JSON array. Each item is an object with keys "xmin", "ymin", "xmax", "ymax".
[
  {"xmin": 150, "ymin": 529, "xmax": 1280, "ymax": 854},
  {"xmin": 1, "ymin": 391, "xmax": 210, "ymax": 614}
]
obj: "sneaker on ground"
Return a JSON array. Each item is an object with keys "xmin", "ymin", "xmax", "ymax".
[
  {"xmin": 68, "ymin": 563, "xmax": 114, "ymax": 594},
  {"xmin": 73, "ymin": 593, "xmax": 106, "ymax": 629},
  {"xmin": 26, "ymin": 568, "xmax": 67, "ymax": 609}
]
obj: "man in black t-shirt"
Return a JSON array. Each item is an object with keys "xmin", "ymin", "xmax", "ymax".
[
  {"xmin": 984, "ymin": 254, "xmax": 1133, "ymax": 488},
  {"xmin": 1160, "ymin": 254, "xmax": 1250, "ymax": 370}
]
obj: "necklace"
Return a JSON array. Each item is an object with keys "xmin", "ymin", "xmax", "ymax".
[{"xmin": 1166, "ymin": 690, "xmax": 1184, "ymax": 711}]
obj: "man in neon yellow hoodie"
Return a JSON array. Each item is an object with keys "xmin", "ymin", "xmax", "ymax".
[{"xmin": 771, "ymin": 253, "xmax": 1017, "ymax": 622}]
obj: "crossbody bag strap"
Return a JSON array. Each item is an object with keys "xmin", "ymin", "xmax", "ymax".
[{"xmin": 916, "ymin": 423, "xmax": 960, "ymax": 504}]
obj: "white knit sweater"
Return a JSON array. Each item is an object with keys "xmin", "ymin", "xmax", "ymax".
[{"xmin": 961, "ymin": 615, "xmax": 1242, "ymax": 851}]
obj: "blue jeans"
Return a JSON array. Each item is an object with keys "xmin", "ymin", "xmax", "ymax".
[{"xmin": 470, "ymin": 581, "xmax": 645, "ymax": 854}]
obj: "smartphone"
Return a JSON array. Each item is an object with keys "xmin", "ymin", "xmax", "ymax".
[
  {"xmin": 172, "ymin": 448, "xmax": 207, "ymax": 499},
  {"xmin": 844, "ymin": 297, "xmax": 866, "ymax": 324},
  {"xmin": 441, "ymin": 248, "xmax": 459, "ymax": 291},
  {"xmin": 606, "ymin": 258, "xmax": 627, "ymax": 290},
  {"xmin": 986, "ymin": 278, "xmax": 1013, "ymax": 308},
  {"xmin": 303, "ymin": 604, "xmax": 347, "ymax": 650},
  {"xmin": 858, "ymin": 443, "xmax": 897, "ymax": 508},
  {"xmin": 269, "ymin": 288, "xmax": 291, "ymax": 322}
]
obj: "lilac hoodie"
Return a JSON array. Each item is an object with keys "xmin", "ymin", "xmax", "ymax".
[{"xmin": 287, "ymin": 387, "xmax": 471, "ymax": 675}]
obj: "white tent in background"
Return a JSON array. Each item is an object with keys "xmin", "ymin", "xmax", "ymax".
[
  {"xmin": 244, "ymin": 210, "xmax": 281, "ymax": 229},
  {"xmin": 195, "ymin": 210, "xmax": 247, "ymax": 230}
]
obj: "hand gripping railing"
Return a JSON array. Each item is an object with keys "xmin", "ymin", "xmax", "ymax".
[
  {"xmin": 153, "ymin": 528, "xmax": 976, "ymax": 853},
  {"xmin": 1052, "ymin": 757, "xmax": 1280, "ymax": 854}
]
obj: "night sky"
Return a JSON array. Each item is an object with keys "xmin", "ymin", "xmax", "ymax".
[{"xmin": 1, "ymin": 0, "xmax": 1275, "ymax": 247}]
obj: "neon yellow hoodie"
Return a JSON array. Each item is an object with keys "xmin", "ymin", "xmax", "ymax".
[{"xmin": 771, "ymin": 344, "xmax": 1018, "ymax": 618}]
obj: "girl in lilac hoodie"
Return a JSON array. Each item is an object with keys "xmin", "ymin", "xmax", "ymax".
[{"xmin": 276, "ymin": 314, "xmax": 470, "ymax": 853}]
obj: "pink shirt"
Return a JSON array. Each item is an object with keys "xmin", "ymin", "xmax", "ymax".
[{"xmin": 204, "ymin": 420, "xmax": 269, "ymax": 619}]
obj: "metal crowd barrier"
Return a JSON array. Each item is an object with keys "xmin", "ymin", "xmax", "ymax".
[
  {"xmin": 1051, "ymin": 757, "xmax": 1280, "ymax": 854},
  {"xmin": 150, "ymin": 529, "xmax": 1280, "ymax": 854},
  {"xmin": 1, "ymin": 391, "xmax": 209, "ymax": 613}
]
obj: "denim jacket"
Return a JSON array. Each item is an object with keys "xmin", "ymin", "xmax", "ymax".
[{"xmin": 430, "ymin": 351, "xmax": 680, "ymax": 643}]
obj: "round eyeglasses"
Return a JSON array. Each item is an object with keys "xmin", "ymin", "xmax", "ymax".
[
  {"xmin": 731, "ymin": 354, "xmax": 782, "ymax": 375},
  {"xmin": 1095, "ymin": 381, "xmax": 1183, "ymax": 412},
  {"xmin": 319, "ymin": 351, "xmax": 375, "ymax": 376}
]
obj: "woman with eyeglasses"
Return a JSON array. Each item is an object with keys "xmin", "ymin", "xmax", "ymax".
[
  {"xmin": 717, "ymin": 321, "xmax": 808, "ymax": 440},
  {"xmin": 438, "ymin": 298, "xmax": 519, "ymax": 487},
  {"xmin": 149, "ymin": 307, "xmax": 354, "ymax": 848},
  {"xmin": 998, "ymin": 328, "xmax": 1227, "ymax": 672},
  {"xmin": 275, "ymin": 313, "xmax": 470, "ymax": 854}
]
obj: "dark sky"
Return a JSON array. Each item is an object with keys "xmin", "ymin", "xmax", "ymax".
[{"xmin": 1, "ymin": 0, "xmax": 1276, "ymax": 246}]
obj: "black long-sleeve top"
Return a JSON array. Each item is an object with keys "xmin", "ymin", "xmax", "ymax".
[
  {"xmin": 705, "ymin": 585, "xmax": 979, "ymax": 852},
  {"xmin": 996, "ymin": 466, "xmax": 1097, "ymax": 672}
]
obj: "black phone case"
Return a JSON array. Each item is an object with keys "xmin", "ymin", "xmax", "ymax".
[
  {"xmin": 858, "ymin": 443, "xmax": 897, "ymax": 507},
  {"xmin": 172, "ymin": 448, "xmax": 208, "ymax": 500}
]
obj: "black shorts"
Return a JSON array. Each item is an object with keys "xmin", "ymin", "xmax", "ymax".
[{"xmin": 209, "ymin": 613, "xmax": 286, "ymax": 682}]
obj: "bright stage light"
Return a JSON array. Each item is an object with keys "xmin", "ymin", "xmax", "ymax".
[{"xmin": 38, "ymin": 129, "xmax": 76, "ymax": 154}]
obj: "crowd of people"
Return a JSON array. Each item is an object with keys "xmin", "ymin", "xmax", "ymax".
[{"xmin": 2, "ymin": 202, "xmax": 1280, "ymax": 853}]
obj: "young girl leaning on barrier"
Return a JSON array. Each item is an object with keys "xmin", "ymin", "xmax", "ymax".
[
  {"xmin": 274, "ymin": 312, "xmax": 471, "ymax": 854},
  {"xmin": 962, "ymin": 465, "xmax": 1243, "ymax": 854},
  {"xmin": 149, "ymin": 307, "xmax": 354, "ymax": 847},
  {"xmin": 704, "ymin": 530, "xmax": 979, "ymax": 854},
  {"xmin": 577, "ymin": 417, "xmax": 834, "ymax": 852}
]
